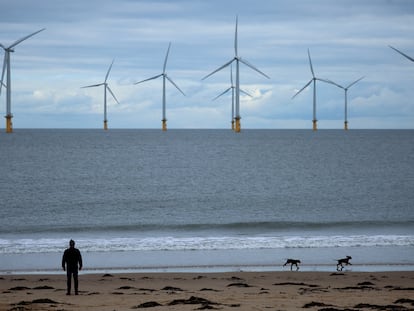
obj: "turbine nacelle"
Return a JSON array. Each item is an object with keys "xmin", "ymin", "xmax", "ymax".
[{"xmin": 1, "ymin": 48, "xmax": 15, "ymax": 53}]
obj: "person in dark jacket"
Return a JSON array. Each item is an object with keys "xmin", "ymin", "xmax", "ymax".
[{"xmin": 62, "ymin": 239, "xmax": 83, "ymax": 295}]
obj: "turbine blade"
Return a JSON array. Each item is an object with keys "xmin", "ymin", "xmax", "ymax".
[
  {"xmin": 81, "ymin": 83, "xmax": 104, "ymax": 88},
  {"xmin": 234, "ymin": 16, "xmax": 238, "ymax": 57},
  {"xmin": 240, "ymin": 88, "xmax": 253, "ymax": 97},
  {"xmin": 317, "ymin": 78, "xmax": 343, "ymax": 88},
  {"xmin": 9, "ymin": 28, "xmax": 45, "ymax": 49},
  {"xmin": 292, "ymin": 79, "xmax": 312, "ymax": 99},
  {"xmin": 105, "ymin": 59, "xmax": 115, "ymax": 83},
  {"xmin": 166, "ymin": 75, "xmax": 186, "ymax": 96},
  {"xmin": 107, "ymin": 85, "xmax": 120, "ymax": 104},
  {"xmin": 346, "ymin": 76, "xmax": 364, "ymax": 89},
  {"xmin": 239, "ymin": 58, "xmax": 270, "ymax": 79},
  {"xmin": 389, "ymin": 45, "xmax": 414, "ymax": 62},
  {"xmin": 307, "ymin": 49, "xmax": 315, "ymax": 77},
  {"xmin": 134, "ymin": 73, "xmax": 163, "ymax": 84},
  {"xmin": 202, "ymin": 59, "xmax": 234, "ymax": 80},
  {"xmin": 230, "ymin": 64, "xmax": 234, "ymax": 85},
  {"xmin": 212, "ymin": 87, "xmax": 232, "ymax": 101},
  {"xmin": 163, "ymin": 42, "xmax": 171, "ymax": 73},
  {"xmin": 0, "ymin": 53, "xmax": 7, "ymax": 96}
]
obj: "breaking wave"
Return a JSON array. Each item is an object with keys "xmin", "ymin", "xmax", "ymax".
[{"xmin": 1, "ymin": 234, "xmax": 413, "ymax": 254}]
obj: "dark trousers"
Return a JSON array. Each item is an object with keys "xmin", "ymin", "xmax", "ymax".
[{"xmin": 66, "ymin": 269, "xmax": 79, "ymax": 294}]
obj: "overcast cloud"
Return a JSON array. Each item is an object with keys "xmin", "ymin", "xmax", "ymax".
[{"xmin": 0, "ymin": 0, "xmax": 413, "ymax": 129}]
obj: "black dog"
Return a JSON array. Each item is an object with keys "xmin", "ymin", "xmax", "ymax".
[
  {"xmin": 283, "ymin": 259, "xmax": 301, "ymax": 271},
  {"xmin": 336, "ymin": 256, "xmax": 352, "ymax": 271}
]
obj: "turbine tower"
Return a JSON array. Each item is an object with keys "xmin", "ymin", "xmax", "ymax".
[
  {"xmin": 82, "ymin": 59, "xmax": 120, "ymax": 130},
  {"xmin": 0, "ymin": 28, "xmax": 45, "ymax": 133},
  {"xmin": 134, "ymin": 42, "xmax": 185, "ymax": 131},
  {"xmin": 212, "ymin": 65, "xmax": 252, "ymax": 130},
  {"xmin": 292, "ymin": 49, "xmax": 336, "ymax": 131},
  {"xmin": 330, "ymin": 77, "xmax": 364, "ymax": 130},
  {"xmin": 203, "ymin": 16, "xmax": 269, "ymax": 133},
  {"xmin": 389, "ymin": 45, "xmax": 414, "ymax": 62}
]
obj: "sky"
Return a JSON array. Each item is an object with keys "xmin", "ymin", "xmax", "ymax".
[{"xmin": 0, "ymin": 0, "xmax": 413, "ymax": 129}]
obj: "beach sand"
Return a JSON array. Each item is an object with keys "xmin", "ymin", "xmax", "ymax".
[{"xmin": 1, "ymin": 271, "xmax": 413, "ymax": 311}]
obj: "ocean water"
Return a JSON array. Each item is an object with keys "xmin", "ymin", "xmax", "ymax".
[{"xmin": 0, "ymin": 129, "xmax": 413, "ymax": 273}]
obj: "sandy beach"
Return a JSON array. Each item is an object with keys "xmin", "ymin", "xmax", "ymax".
[{"xmin": 1, "ymin": 271, "xmax": 413, "ymax": 311}]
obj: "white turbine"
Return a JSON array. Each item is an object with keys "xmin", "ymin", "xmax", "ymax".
[
  {"xmin": 389, "ymin": 45, "xmax": 414, "ymax": 62},
  {"xmin": 134, "ymin": 42, "xmax": 185, "ymax": 131},
  {"xmin": 202, "ymin": 16, "xmax": 269, "ymax": 133},
  {"xmin": 292, "ymin": 49, "xmax": 337, "ymax": 131},
  {"xmin": 82, "ymin": 59, "xmax": 120, "ymax": 130},
  {"xmin": 329, "ymin": 77, "xmax": 364, "ymax": 130},
  {"xmin": 212, "ymin": 65, "xmax": 252, "ymax": 130},
  {"xmin": 0, "ymin": 28, "xmax": 45, "ymax": 133}
]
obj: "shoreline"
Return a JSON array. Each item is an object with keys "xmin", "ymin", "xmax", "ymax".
[
  {"xmin": 2, "ymin": 263, "xmax": 414, "ymax": 276},
  {"xmin": 1, "ymin": 271, "xmax": 413, "ymax": 311},
  {"xmin": 2, "ymin": 246, "xmax": 414, "ymax": 275}
]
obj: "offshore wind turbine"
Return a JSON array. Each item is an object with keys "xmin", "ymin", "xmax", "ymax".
[
  {"xmin": 212, "ymin": 65, "xmax": 252, "ymax": 130},
  {"xmin": 292, "ymin": 49, "xmax": 336, "ymax": 131},
  {"xmin": 82, "ymin": 59, "xmax": 120, "ymax": 130},
  {"xmin": 0, "ymin": 28, "xmax": 45, "ymax": 133},
  {"xmin": 134, "ymin": 42, "xmax": 185, "ymax": 131},
  {"xmin": 330, "ymin": 77, "xmax": 364, "ymax": 130},
  {"xmin": 389, "ymin": 45, "xmax": 414, "ymax": 63},
  {"xmin": 203, "ymin": 16, "xmax": 270, "ymax": 133}
]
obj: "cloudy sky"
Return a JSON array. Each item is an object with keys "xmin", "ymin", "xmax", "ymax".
[{"xmin": 1, "ymin": 0, "xmax": 413, "ymax": 129}]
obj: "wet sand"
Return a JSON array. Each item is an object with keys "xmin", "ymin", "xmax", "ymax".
[{"xmin": 1, "ymin": 271, "xmax": 413, "ymax": 310}]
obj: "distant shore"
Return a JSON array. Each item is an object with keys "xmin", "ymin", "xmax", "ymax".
[{"xmin": 1, "ymin": 271, "xmax": 413, "ymax": 311}]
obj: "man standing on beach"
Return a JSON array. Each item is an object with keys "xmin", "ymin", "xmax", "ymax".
[{"xmin": 62, "ymin": 239, "xmax": 83, "ymax": 295}]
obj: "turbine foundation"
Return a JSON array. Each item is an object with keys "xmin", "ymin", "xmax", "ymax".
[
  {"xmin": 344, "ymin": 121, "xmax": 348, "ymax": 131},
  {"xmin": 235, "ymin": 117, "xmax": 241, "ymax": 133},
  {"xmin": 104, "ymin": 120, "xmax": 108, "ymax": 130},
  {"xmin": 312, "ymin": 119, "xmax": 317, "ymax": 131},
  {"xmin": 231, "ymin": 119, "xmax": 235, "ymax": 131},
  {"xmin": 5, "ymin": 115, "xmax": 13, "ymax": 133},
  {"xmin": 162, "ymin": 119, "xmax": 167, "ymax": 131}
]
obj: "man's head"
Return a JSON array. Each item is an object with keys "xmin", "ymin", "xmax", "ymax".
[{"xmin": 69, "ymin": 239, "xmax": 75, "ymax": 247}]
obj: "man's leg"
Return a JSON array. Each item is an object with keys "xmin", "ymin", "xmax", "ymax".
[
  {"xmin": 73, "ymin": 270, "xmax": 79, "ymax": 295},
  {"xmin": 66, "ymin": 270, "xmax": 72, "ymax": 295}
]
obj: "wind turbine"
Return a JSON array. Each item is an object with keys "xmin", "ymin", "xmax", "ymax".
[
  {"xmin": 292, "ymin": 49, "xmax": 336, "ymax": 131},
  {"xmin": 134, "ymin": 42, "xmax": 185, "ymax": 131},
  {"xmin": 329, "ymin": 77, "xmax": 364, "ymax": 130},
  {"xmin": 203, "ymin": 16, "xmax": 270, "ymax": 133},
  {"xmin": 212, "ymin": 65, "xmax": 252, "ymax": 130},
  {"xmin": 81, "ymin": 59, "xmax": 120, "ymax": 130},
  {"xmin": 389, "ymin": 45, "xmax": 414, "ymax": 63},
  {"xmin": 0, "ymin": 28, "xmax": 45, "ymax": 133}
]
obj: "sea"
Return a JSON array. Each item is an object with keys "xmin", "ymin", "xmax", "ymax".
[{"xmin": 0, "ymin": 129, "xmax": 413, "ymax": 274}]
